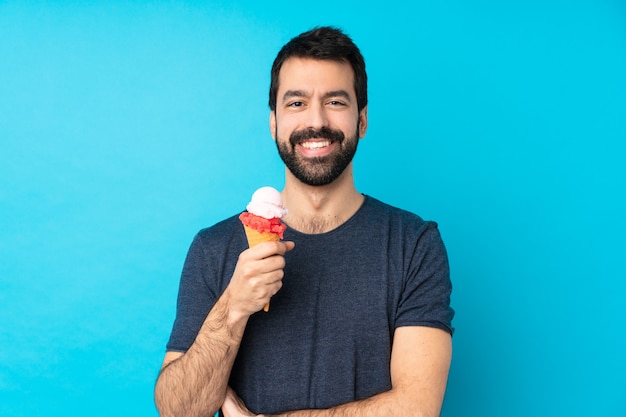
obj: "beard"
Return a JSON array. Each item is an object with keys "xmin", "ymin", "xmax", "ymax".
[{"xmin": 275, "ymin": 125, "xmax": 359, "ymax": 186}]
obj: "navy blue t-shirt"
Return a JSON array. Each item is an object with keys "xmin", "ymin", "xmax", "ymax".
[{"xmin": 166, "ymin": 195, "xmax": 454, "ymax": 414}]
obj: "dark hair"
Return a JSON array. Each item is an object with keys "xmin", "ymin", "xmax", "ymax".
[{"xmin": 269, "ymin": 26, "xmax": 367, "ymax": 113}]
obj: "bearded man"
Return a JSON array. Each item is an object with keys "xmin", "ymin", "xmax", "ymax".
[{"xmin": 155, "ymin": 26, "xmax": 454, "ymax": 417}]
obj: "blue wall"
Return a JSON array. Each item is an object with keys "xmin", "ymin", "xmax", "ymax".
[{"xmin": 1, "ymin": 1, "xmax": 624, "ymax": 416}]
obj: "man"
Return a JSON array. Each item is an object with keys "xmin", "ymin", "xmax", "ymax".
[{"xmin": 155, "ymin": 26, "xmax": 454, "ymax": 417}]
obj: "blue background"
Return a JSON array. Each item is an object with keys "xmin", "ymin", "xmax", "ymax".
[{"xmin": 1, "ymin": 1, "xmax": 625, "ymax": 416}]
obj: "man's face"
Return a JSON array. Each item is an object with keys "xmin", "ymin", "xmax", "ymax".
[{"xmin": 270, "ymin": 58, "xmax": 368, "ymax": 186}]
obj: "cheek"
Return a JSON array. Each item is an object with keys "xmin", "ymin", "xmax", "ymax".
[
  {"xmin": 275, "ymin": 116, "xmax": 298, "ymax": 138},
  {"xmin": 342, "ymin": 117, "xmax": 361, "ymax": 137}
]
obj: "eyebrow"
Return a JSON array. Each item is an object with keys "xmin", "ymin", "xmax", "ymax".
[{"xmin": 281, "ymin": 89, "xmax": 353, "ymax": 103}]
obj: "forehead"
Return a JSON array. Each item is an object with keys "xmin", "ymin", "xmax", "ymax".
[{"xmin": 277, "ymin": 57, "xmax": 356, "ymax": 96}]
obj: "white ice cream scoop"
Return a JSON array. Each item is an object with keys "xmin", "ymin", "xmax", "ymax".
[{"xmin": 246, "ymin": 186, "xmax": 288, "ymax": 219}]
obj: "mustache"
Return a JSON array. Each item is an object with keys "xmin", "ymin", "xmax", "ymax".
[{"xmin": 289, "ymin": 127, "xmax": 345, "ymax": 146}]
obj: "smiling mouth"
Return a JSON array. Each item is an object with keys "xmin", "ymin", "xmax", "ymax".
[{"xmin": 300, "ymin": 140, "xmax": 332, "ymax": 149}]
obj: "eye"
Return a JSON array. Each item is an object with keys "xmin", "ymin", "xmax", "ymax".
[
  {"xmin": 327, "ymin": 100, "xmax": 346, "ymax": 107},
  {"xmin": 287, "ymin": 101, "xmax": 304, "ymax": 108}
]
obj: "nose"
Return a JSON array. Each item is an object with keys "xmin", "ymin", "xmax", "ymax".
[{"xmin": 305, "ymin": 102, "xmax": 328, "ymax": 130}]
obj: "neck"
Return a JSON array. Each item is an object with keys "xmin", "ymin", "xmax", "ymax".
[{"xmin": 281, "ymin": 164, "xmax": 364, "ymax": 234}]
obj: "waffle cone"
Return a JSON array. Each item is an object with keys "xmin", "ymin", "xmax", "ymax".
[
  {"xmin": 243, "ymin": 225, "xmax": 281, "ymax": 247},
  {"xmin": 242, "ymin": 225, "xmax": 280, "ymax": 312}
]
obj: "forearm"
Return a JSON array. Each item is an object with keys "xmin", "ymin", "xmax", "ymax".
[
  {"xmin": 273, "ymin": 390, "xmax": 396, "ymax": 417},
  {"xmin": 271, "ymin": 387, "xmax": 440, "ymax": 417},
  {"xmin": 155, "ymin": 291, "xmax": 247, "ymax": 417}
]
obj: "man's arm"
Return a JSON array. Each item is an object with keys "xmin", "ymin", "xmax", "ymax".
[
  {"xmin": 223, "ymin": 326, "xmax": 452, "ymax": 417},
  {"xmin": 154, "ymin": 241, "xmax": 295, "ymax": 417}
]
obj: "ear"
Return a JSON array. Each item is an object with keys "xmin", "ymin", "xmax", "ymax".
[
  {"xmin": 270, "ymin": 111, "xmax": 277, "ymax": 140},
  {"xmin": 358, "ymin": 105, "xmax": 368, "ymax": 139}
]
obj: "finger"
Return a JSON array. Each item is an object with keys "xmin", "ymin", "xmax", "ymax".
[
  {"xmin": 268, "ymin": 277, "xmax": 283, "ymax": 295},
  {"xmin": 247, "ymin": 240, "xmax": 295, "ymax": 258},
  {"xmin": 249, "ymin": 268, "xmax": 285, "ymax": 290},
  {"xmin": 260, "ymin": 253, "xmax": 287, "ymax": 272},
  {"xmin": 282, "ymin": 240, "xmax": 295, "ymax": 252},
  {"xmin": 256, "ymin": 279, "xmax": 283, "ymax": 311}
]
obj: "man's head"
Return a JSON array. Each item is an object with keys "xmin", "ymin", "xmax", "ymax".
[
  {"xmin": 269, "ymin": 26, "xmax": 367, "ymax": 114},
  {"xmin": 269, "ymin": 27, "xmax": 368, "ymax": 187}
]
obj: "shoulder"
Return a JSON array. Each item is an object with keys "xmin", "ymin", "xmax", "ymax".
[
  {"xmin": 192, "ymin": 214, "xmax": 246, "ymax": 253},
  {"xmin": 358, "ymin": 196, "xmax": 447, "ymax": 261},
  {"xmin": 197, "ymin": 214, "xmax": 242, "ymax": 238},
  {"xmin": 361, "ymin": 195, "xmax": 438, "ymax": 236},
  {"xmin": 179, "ymin": 213, "xmax": 247, "ymax": 283}
]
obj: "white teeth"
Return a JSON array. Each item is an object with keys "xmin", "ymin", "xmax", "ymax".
[{"xmin": 301, "ymin": 140, "xmax": 331, "ymax": 149}]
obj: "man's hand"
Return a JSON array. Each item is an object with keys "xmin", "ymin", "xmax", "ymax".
[
  {"xmin": 155, "ymin": 241, "xmax": 294, "ymax": 417},
  {"xmin": 222, "ymin": 387, "xmax": 266, "ymax": 417},
  {"xmin": 225, "ymin": 241, "xmax": 295, "ymax": 318}
]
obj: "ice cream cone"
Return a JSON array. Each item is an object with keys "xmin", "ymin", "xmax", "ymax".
[
  {"xmin": 243, "ymin": 225, "xmax": 281, "ymax": 247},
  {"xmin": 242, "ymin": 224, "xmax": 280, "ymax": 312},
  {"xmin": 239, "ymin": 186, "xmax": 287, "ymax": 313}
]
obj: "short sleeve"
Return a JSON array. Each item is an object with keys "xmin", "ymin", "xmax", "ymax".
[
  {"xmin": 166, "ymin": 233, "xmax": 218, "ymax": 352},
  {"xmin": 395, "ymin": 223, "xmax": 455, "ymax": 335}
]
